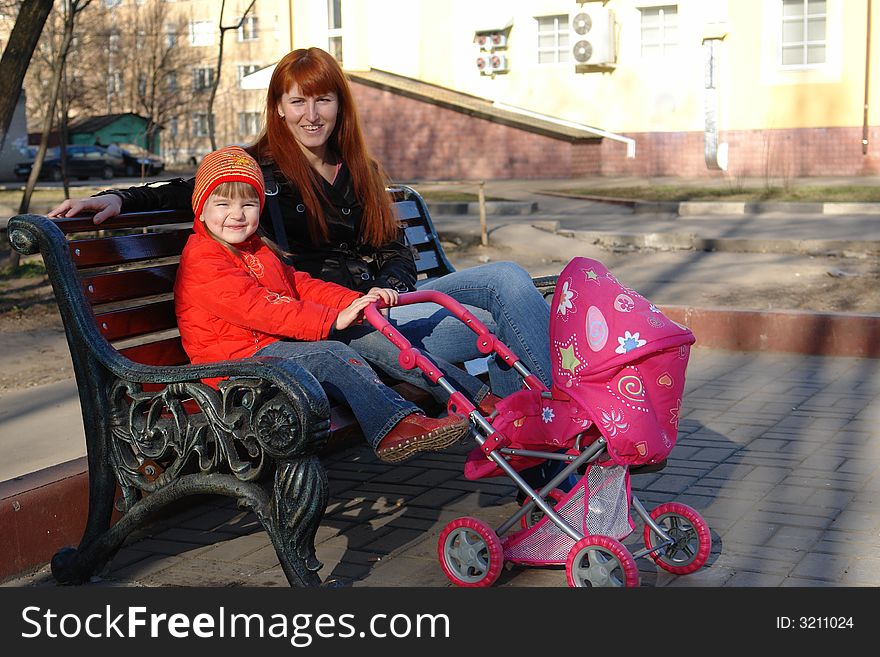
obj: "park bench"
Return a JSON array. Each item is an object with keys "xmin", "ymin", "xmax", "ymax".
[{"xmin": 7, "ymin": 184, "xmax": 557, "ymax": 587}]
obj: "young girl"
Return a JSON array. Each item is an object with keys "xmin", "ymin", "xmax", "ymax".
[{"xmin": 176, "ymin": 146, "xmax": 488, "ymax": 463}]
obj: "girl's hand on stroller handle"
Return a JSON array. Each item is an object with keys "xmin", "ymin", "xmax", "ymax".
[{"xmin": 366, "ymin": 287, "xmax": 399, "ymax": 308}]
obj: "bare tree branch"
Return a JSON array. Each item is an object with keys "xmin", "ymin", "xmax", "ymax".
[
  {"xmin": 19, "ymin": 0, "xmax": 92, "ymax": 216},
  {"xmin": 206, "ymin": 0, "xmax": 256, "ymax": 150}
]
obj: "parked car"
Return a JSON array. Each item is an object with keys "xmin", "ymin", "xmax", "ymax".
[
  {"xmin": 14, "ymin": 145, "xmax": 125, "ymax": 182},
  {"xmin": 110, "ymin": 143, "xmax": 165, "ymax": 177}
]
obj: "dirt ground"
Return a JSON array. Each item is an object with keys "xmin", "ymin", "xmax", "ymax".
[{"xmin": 1, "ymin": 225, "xmax": 879, "ymax": 393}]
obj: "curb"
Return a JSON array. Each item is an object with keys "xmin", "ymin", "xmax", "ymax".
[
  {"xmin": 661, "ymin": 306, "xmax": 880, "ymax": 358},
  {"xmin": 555, "ymin": 228, "xmax": 879, "ymax": 256},
  {"xmin": 536, "ymin": 191, "xmax": 880, "ymax": 216},
  {"xmin": 0, "ymin": 458, "xmax": 90, "ymax": 582}
]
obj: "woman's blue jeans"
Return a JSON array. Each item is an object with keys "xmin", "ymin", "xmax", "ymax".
[
  {"xmin": 389, "ymin": 262, "xmax": 552, "ymax": 397},
  {"xmin": 256, "ymin": 332, "xmax": 486, "ymax": 449}
]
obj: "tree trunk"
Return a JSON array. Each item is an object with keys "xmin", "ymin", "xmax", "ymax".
[{"xmin": 0, "ymin": 0, "xmax": 54, "ymax": 153}]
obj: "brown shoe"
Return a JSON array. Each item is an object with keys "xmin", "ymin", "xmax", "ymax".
[
  {"xmin": 376, "ymin": 413, "xmax": 469, "ymax": 463},
  {"xmin": 477, "ymin": 392, "xmax": 503, "ymax": 417}
]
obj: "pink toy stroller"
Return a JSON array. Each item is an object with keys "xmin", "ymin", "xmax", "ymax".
[{"xmin": 365, "ymin": 256, "xmax": 711, "ymax": 587}]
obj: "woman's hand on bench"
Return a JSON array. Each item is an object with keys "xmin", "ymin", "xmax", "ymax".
[{"xmin": 48, "ymin": 194, "xmax": 122, "ymax": 225}]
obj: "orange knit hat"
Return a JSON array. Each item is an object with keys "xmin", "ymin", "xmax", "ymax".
[{"xmin": 192, "ymin": 146, "xmax": 266, "ymax": 219}]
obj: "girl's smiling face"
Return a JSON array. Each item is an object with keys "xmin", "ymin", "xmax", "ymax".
[{"xmin": 200, "ymin": 191, "xmax": 261, "ymax": 245}]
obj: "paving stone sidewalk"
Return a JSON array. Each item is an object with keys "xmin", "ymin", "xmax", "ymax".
[{"xmin": 6, "ymin": 346, "xmax": 880, "ymax": 589}]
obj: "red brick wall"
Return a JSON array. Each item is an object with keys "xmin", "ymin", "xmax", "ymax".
[
  {"xmin": 599, "ymin": 127, "xmax": 880, "ymax": 178},
  {"xmin": 352, "ymin": 82, "xmax": 583, "ymax": 180},
  {"xmin": 351, "ymin": 81, "xmax": 880, "ymax": 179}
]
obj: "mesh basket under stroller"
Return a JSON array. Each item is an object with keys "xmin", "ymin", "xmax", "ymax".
[{"xmin": 365, "ymin": 256, "xmax": 712, "ymax": 587}]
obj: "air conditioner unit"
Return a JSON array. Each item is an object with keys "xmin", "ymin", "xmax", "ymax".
[
  {"xmin": 571, "ymin": 5, "xmax": 616, "ymax": 67},
  {"xmin": 475, "ymin": 31, "xmax": 507, "ymax": 52},
  {"xmin": 489, "ymin": 33, "xmax": 507, "ymax": 50},
  {"xmin": 489, "ymin": 53, "xmax": 508, "ymax": 73},
  {"xmin": 475, "ymin": 34, "xmax": 492, "ymax": 51},
  {"xmin": 477, "ymin": 53, "xmax": 508, "ymax": 75}
]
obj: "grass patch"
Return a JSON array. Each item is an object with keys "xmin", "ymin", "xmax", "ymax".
[
  {"xmin": 552, "ymin": 185, "xmax": 880, "ymax": 203},
  {"xmin": 0, "ymin": 260, "xmax": 47, "ymax": 280},
  {"xmin": 417, "ymin": 190, "xmax": 508, "ymax": 202}
]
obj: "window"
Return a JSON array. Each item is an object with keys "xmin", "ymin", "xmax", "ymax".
[
  {"xmin": 640, "ymin": 5, "xmax": 678, "ymax": 57},
  {"xmin": 238, "ymin": 111, "xmax": 261, "ymax": 137},
  {"xmin": 107, "ymin": 71, "xmax": 123, "ymax": 95},
  {"xmin": 108, "ymin": 31, "xmax": 120, "ymax": 53},
  {"xmin": 327, "ymin": 0, "xmax": 343, "ymax": 62},
  {"xmin": 169, "ymin": 117, "xmax": 179, "ymax": 138},
  {"xmin": 781, "ymin": 0, "xmax": 826, "ymax": 66},
  {"xmin": 536, "ymin": 15, "xmax": 569, "ymax": 64},
  {"xmin": 237, "ymin": 15, "xmax": 258, "ymax": 41},
  {"xmin": 104, "ymin": 0, "xmax": 121, "ymax": 7},
  {"xmin": 189, "ymin": 20, "xmax": 214, "ymax": 47},
  {"xmin": 237, "ymin": 63, "xmax": 261, "ymax": 87},
  {"xmin": 192, "ymin": 67, "xmax": 215, "ymax": 91},
  {"xmin": 166, "ymin": 71, "xmax": 177, "ymax": 91},
  {"xmin": 192, "ymin": 113, "xmax": 213, "ymax": 137},
  {"xmin": 165, "ymin": 25, "xmax": 177, "ymax": 48},
  {"xmin": 138, "ymin": 74, "xmax": 147, "ymax": 97}
]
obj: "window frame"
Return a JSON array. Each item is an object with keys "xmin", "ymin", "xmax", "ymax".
[
  {"xmin": 192, "ymin": 66, "xmax": 215, "ymax": 92},
  {"xmin": 639, "ymin": 5, "xmax": 679, "ymax": 58},
  {"xmin": 188, "ymin": 20, "xmax": 214, "ymax": 47},
  {"xmin": 237, "ymin": 15, "xmax": 258, "ymax": 42},
  {"xmin": 536, "ymin": 14, "xmax": 569, "ymax": 65},
  {"xmin": 327, "ymin": 0, "xmax": 343, "ymax": 62},
  {"xmin": 238, "ymin": 111, "xmax": 262, "ymax": 137},
  {"xmin": 237, "ymin": 63, "xmax": 261, "ymax": 87},
  {"xmin": 192, "ymin": 112, "xmax": 212, "ymax": 138},
  {"xmin": 779, "ymin": 0, "xmax": 827, "ymax": 68}
]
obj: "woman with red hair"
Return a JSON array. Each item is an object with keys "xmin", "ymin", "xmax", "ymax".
[{"xmin": 50, "ymin": 47, "xmax": 551, "ymax": 398}]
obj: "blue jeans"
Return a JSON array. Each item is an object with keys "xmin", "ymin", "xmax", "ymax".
[
  {"xmin": 389, "ymin": 262, "xmax": 551, "ymax": 397},
  {"xmin": 256, "ymin": 333, "xmax": 486, "ymax": 449},
  {"xmin": 337, "ymin": 324, "xmax": 488, "ymax": 405}
]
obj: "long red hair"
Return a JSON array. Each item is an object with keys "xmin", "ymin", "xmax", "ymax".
[{"xmin": 253, "ymin": 47, "xmax": 398, "ymax": 247}]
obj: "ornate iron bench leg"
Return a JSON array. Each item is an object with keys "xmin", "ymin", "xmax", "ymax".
[{"xmin": 259, "ymin": 456, "xmax": 328, "ymax": 587}]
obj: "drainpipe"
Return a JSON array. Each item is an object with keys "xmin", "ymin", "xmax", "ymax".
[{"xmin": 864, "ymin": 0, "xmax": 872, "ymax": 155}]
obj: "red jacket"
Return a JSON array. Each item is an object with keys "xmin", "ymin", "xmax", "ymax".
[{"xmin": 174, "ymin": 217, "xmax": 361, "ymax": 382}]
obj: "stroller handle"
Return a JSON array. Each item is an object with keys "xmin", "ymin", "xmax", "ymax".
[{"xmin": 363, "ymin": 290, "xmax": 546, "ymax": 392}]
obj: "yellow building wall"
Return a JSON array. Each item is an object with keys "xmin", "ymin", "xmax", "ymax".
[{"xmin": 302, "ymin": 0, "xmax": 878, "ymax": 136}]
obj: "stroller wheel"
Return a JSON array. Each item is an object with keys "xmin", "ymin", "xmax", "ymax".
[
  {"xmin": 519, "ymin": 488, "xmax": 566, "ymax": 529},
  {"xmin": 566, "ymin": 536, "xmax": 638, "ymax": 588},
  {"xmin": 437, "ymin": 517, "xmax": 503, "ymax": 587},
  {"xmin": 643, "ymin": 502, "xmax": 712, "ymax": 575}
]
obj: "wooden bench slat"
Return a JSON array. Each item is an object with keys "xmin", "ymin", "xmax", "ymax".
[
  {"xmin": 52, "ymin": 210, "xmax": 194, "ymax": 235},
  {"xmin": 403, "ymin": 225, "xmax": 432, "ymax": 245},
  {"xmin": 393, "ymin": 200, "xmax": 422, "ymax": 222},
  {"xmin": 69, "ymin": 229, "xmax": 190, "ymax": 268},
  {"xmin": 82, "ymin": 263, "xmax": 178, "ymax": 304},
  {"xmin": 412, "ymin": 248, "xmax": 440, "ymax": 273},
  {"xmin": 120, "ymin": 336, "xmax": 189, "ymax": 366},
  {"xmin": 95, "ymin": 299, "xmax": 177, "ymax": 341}
]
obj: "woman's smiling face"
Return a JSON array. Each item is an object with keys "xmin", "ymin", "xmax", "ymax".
[{"xmin": 278, "ymin": 82, "xmax": 339, "ymax": 157}]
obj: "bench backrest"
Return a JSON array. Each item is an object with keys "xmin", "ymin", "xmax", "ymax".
[{"xmin": 48, "ymin": 185, "xmax": 453, "ymax": 368}]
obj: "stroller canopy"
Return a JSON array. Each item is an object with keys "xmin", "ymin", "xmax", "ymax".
[{"xmin": 548, "ymin": 257, "xmax": 695, "ymax": 465}]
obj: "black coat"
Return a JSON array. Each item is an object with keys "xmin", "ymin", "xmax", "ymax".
[{"xmin": 102, "ymin": 160, "xmax": 418, "ymax": 293}]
